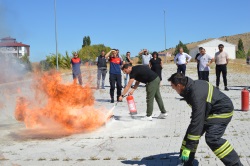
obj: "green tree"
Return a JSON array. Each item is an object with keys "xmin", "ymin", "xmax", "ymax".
[
  {"xmin": 174, "ymin": 41, "xmax": 189, "ymax": 55},
  {"xmin": 82, "ymin": 36, "xmax": 91, "ymax": 47},
  {"xmin": 20, "ymin": 54, "xmax": 32, "ymax": 71},
  {"xmin": 236, "ymin": 50, "xmax": 246, "ymax": 59},
  {"xmin": 247, "ymin": 49, "xmax": 250, "ymax": 57},
  {"xmin": 78, "ymin": 44, "xmax": 111, "ymax": 62},
  {"xmin": 238, "ymin": 38, "xmax": 245, "ymax": 52}
]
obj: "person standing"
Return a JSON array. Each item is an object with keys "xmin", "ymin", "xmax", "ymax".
[
  {"xmin": 105, "ymin": 49, "xmax": 123, "ymax": 103},
  {"xmin": 149, "ymin": 51, "xmax": 163, "ymax": 81},
  {"xmin": 70, "ymin": 52, "xmax": 82, "ymax": 85},
  {"xmin": 197, "ymin": 48, "xmax": 213, "ymax": 82},
  {"xmin": 96, "ymin": 50, "xmax": 108, "ymax": 89},
  {"xmin": 174, "ymin": 47, "xmax": 192, "ymax": 76},
  {"xmin": 214, "ymin": 44, "xmax": 229, "ymax": 91},
  {"xmin": 124, "ymin": 51, "xmax": 133, "ymax": 87},
  {"xmin": 138, "ymin": 49, "xmax": 152, "ymax": 67},
  {"xmin": 195, "ymin": 47, "xmax": 203, "ymax": 79},
  {"xmin": 119, "ymin": 64, "xmax": 167, "ymax": 121},
  {"xmin": 168, "ymin": 73, "xmax": 242, "ymax": 166}
]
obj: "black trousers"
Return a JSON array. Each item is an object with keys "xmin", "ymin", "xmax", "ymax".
[
  {"xmin": 197, "ymin": 64, "xmax": 201, "ymax": 80},
  {"xmin": 109, "ymin": 73, "xmax": 122, "ymax": 99},
  {"xmin": 199, "ymin": 71, "xmax": 209, "ymax": 82},
  {"xmin": 216, "ymin": 64, "xmax": 227, "ymax": 87},
  {"xmin": 177, "ymin": 64, "xmax": 186, "ymax": 75},
  {"xmin": 181, "ymin": 120, "xmax": 241, "ymax": 166}
]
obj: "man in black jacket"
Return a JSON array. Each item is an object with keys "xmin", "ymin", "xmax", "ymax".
[
  {"xmin": 96, "ymin": 50, "xmax": 108, "ymax": 89},
  {"xmin": 168, "ymin": 73, "xmax": 242, "ymax": 166}
]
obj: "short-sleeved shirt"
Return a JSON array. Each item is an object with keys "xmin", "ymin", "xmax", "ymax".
[
  {"xmin": 125, "ymin": 57, "xmax": 132, "ymax": 65},
  {"xmin": 71, "ymin": 58, "xmax": 81, "ymax": 75},
  {"xmin": 197, "ymin": 54, "xmax": 213, "ymax": 71},
  {"xmin": 214, "ymin": 51, "xmax": 229, "ymax": 65},
  {"xmin": 142, "ymin": 54, "xmax": 152, "ymax": 65},
  {"xmin": 109, "ymin": 57, "xmax": 123, "ymax": 74},
  {"xmin": 129, "ymin": 65, "xmax": 158, "ymax": 84}
]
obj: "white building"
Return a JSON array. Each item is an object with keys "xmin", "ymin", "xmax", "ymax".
[
  {"xmin": 0, "ymin": 37, "xmax": 30, "ymax": 58},
  {"xmin": 189, "ymin": 39, "xmax": 236, "ymax": 59}
]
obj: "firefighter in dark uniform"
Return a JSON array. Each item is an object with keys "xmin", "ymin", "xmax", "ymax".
[{"xmin": 168, "ymin": 73, "xmax": 242, "ymax": 166}]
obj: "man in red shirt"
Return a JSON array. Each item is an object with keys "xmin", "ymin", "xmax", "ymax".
[{"xmin": 70, "ymin": 53, "xmax": 82, "ymax": 85}]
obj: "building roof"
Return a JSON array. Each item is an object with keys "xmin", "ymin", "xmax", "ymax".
[
  {"xmin": 198, "ymin": 39, "xmax": 236, "ymax": 47},
  {"xmin": 0, "ymin": 42, "xmax": 30, "ymax": 47}
]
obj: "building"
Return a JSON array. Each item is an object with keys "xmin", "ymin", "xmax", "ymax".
[
  {"xmin": 0, "ymin": 37, "xmax": 30, "ymax": 57},
  {"xmin": 189, "ymin": 39, "xmax": 236, "ymax": 59}
]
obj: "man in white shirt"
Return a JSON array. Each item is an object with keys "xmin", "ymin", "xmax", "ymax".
[
  {"xmin": 197, "ymin": 48, "xmax": 213, "ymax": 82},
  {"xmin": 138, "ymin": 49, "xmax": 152, "ymax": 66},
  {"xmin": 174, "ymin": 47, "xmax": 192, "ymax": 75}
]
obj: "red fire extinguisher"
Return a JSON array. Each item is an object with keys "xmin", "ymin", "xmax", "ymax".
[
  {"xmin": 126, "ymin": 95, "xmax": 137, "ymax": 115},
  {"xmin": 241, "ymin": 88, "xmax": 249, "ymax": 111}
]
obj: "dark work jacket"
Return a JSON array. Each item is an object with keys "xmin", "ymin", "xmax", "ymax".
[
  {"xmin": 97, "ymin": 55, "xmax": 107, "ymax": 69},
  {"xmin": 180, "ymin": 77, "xmax": 234, "ymax": 151}
]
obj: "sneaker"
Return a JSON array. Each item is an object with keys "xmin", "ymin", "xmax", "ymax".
[
  {"xmin": 224, "ymin": 87, "xmax": 229, "ymax": 91},
  {"xmin": 111, "ymin": 98, "xmax": 114, "ymax": 103},
  {"xmin": 157, "ymin": 113, "xmax": 168, "ymax": 119},
  {"xmin": 141, "ymin": 116, "xmax": 153, "ymax": 121}
]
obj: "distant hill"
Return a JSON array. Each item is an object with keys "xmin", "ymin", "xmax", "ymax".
[{"xmin": 165, "ymin": 32, "xmax": 250, "ymax": 55}]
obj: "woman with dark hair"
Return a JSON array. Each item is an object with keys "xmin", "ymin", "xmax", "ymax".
[{"xmin": 149, "ymin": 51, "xmax": 163, "ymax": 81}]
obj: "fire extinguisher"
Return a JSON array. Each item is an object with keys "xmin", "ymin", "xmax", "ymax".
[
  {"xmin": 241, "ymin": 88, "xmax": 249, "ymax": 111},
  {"xmin": 126, "ymin": 95, "xmax": 137, "ymax": 115}
]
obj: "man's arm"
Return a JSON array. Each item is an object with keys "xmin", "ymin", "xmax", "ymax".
[
  {"xmin": 186, "ymin": 53, "xmax": 192, "ymax": 63},
  {"xmin": 119, "ymin": 78, "xmax": 136, "ymax": 101},
  {"xmin": 105, "ymin": 50, "xmax": 113, "ymax": 59},
  {"xmin": 185, "ymin": 95, "xmax": 206, "ymax": 151},
  {"xmin": 174, "ymin": 54, "xmax": 178, "ymax": 64}
]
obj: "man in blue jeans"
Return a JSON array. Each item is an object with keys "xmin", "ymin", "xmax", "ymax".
[
  {"xmin": 174, "ymin": 47, "xmax": 192, "ymax": 76},
  {"xmin": 105, "ymin": 49, "xmax": 123, "ymax": 103}
]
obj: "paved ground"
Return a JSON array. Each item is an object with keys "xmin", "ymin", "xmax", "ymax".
[{"xmin": 0, "ymin": 62, "xmax": 250, "ymax": 166}]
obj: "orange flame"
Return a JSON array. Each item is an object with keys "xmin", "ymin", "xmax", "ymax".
[{"xmin": 15, "ymin": 71, "xmax": 111, "ymax": 135}]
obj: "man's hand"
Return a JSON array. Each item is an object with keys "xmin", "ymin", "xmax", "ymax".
[
  {"xmin": 181, "ymin": 148, "xmax": 191, "ymax": 162},
  {"xmin": 118, "ymin": 96, "xmax": 123, "ymax": 101}
]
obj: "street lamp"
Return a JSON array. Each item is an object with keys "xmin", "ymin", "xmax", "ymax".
[
  {"xmin": 54, "ymin": 0, "xmax": 58, "ymax": 70},
  {"xmin": 163, "ymin": 10, "xmax": 166, "ymax": 51}
]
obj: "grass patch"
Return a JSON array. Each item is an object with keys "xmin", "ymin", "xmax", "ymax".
[
  {"xmin": 117, "ymin": 157, "xmax": 127, "ymax": 160},
  {"xmin": 103, "ymin": 157, "xmax": 111, "ymax": 160},
  {"xmin": 77, "ymin": 158, "xmax": 85, "ymax": 161},
  {"xmin": 51, "ymin": 158, "xmax": 59, "ymax": 161},
  {"xmin": 89, "ymin": 156, "xmax": 100, "ymax": 160},
  {"xmin": 38, "ymin": 158, "xmax": 46, "ymax": 161},
  {"xmin": 132, "ymin": 156, "xmax": 141, "ymax": 161},
  {"xmin": 204, "ymin": 155, "xmax": 210, "ymax": 158},
  {"xmin": 63, "ymin": 157, "xmax": 72, "ymax": 161}
]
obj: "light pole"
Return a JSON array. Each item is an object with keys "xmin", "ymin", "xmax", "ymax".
[
  {"xmin": 54, "ymin": 0, "xmax": 58, "ymax": 70},
  {"xmin": 163, "ymin": 10, "xmax": 166, "ymax": 51}
]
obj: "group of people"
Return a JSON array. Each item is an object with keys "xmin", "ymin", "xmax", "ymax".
[
  {"xmin": 69, "ymin": 46, "xmax": 242, "ymax": 166},
  {"xmin": 175, "ymin": 44, "xmax": 230, "ymax": 91}
]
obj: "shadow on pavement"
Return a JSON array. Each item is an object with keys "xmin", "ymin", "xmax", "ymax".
[
  {"xmin": 95, "ymin": 99, "xmax": 110, "ymax": 103},
  {"xmin": 121, "ymin": 152, "xmax": 199, "ymax": 166}
]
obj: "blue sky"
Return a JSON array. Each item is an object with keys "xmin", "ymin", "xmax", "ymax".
[{"xmin": 1, "ymin": 0, "xmax": 250, "ymax": 62}]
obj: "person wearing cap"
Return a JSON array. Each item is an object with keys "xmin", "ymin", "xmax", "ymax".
[
  {"xmin": 174, "ymin": 47, "xmax": 192, "ymax": 76},
  {"xmin": 138, "ymin": 49, "xmax": 152, "ymax": 67},
  {"xmin": 70, "ymin": 52, "xmax": 82, "ymax": 85},
  {"xmin": 214, "ymin": 44, "xmax": 229, "ymax": 91}
]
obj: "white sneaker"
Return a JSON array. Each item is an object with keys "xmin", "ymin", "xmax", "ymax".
[
  {"xmin": 157, "ymin": 113, "xmax": 168, "ymax": 119},
  {"xmin": 141, "ymin": 116, "xmax": 153, "ymax": 121}
]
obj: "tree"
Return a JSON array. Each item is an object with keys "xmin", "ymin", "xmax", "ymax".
[
  {"xmin": 173, "ymin": 41, "xmax": 189, "ymax": 56},
  {"xmin": 82, "ymin": 36, "xmax": 91, "ymax": 47},
  {"xmin": 237, "ymin": 38, "xmax": 245, "ymax": 53}
]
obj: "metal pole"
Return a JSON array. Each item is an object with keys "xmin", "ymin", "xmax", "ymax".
[
  {"xmin": 164, "ymin": 10, "xmax": 166, "ymax": 51},
  {"xmin": 54, "ymin": 0, "xmax": 58, "ymax": 70}
]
